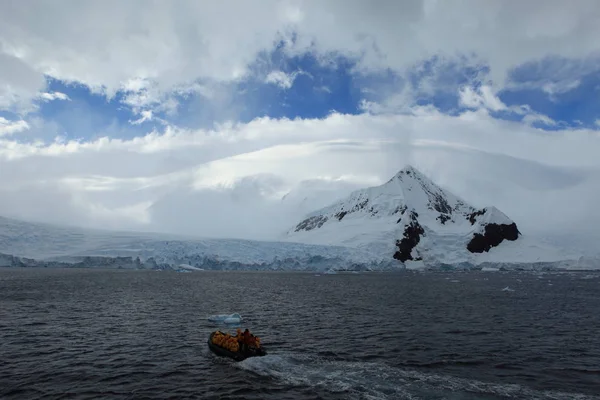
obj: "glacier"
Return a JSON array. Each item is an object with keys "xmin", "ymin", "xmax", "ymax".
[
  {"xmin": 0, "ymin": 165, "xmax": 598, "ymax": 271},
  {"xmin": 0, "ymin": 215, "xmax": 392, "ymax": 271}
]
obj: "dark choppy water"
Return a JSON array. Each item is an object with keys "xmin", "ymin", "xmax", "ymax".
[{"xmin": 1, "ymin": 268, "xmax": 600, "ymax": 400}]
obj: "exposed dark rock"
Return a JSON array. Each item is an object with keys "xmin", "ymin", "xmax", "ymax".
[
  {"xmin": 467, "ymin": 223, "xmax": 520, "ymax": 253},
  {"xmin": 350, "ymin": 199, "xmax": 369, "ymax": 214},
  {"xmin": 437, "ymin": 214, "xmax": 451, "ymax": 224},
  {"xmin": 355, "ymin": 199, "xmax": 369, "ymax": 211},
  {"xmin": 467, "ymin": 208, "xmax": 487, "ymax": 225},
  {"xmin": 294, "ymin": 215, "xmax": 328, "ymax": 232},
  {"xmin": 428, "ymin": 191, "xmax": 452, "ymax": 214},
  {"xmin": 393, "ymin": 205, "xmax": 407, "ymax": 215},
  {"xmin": 393, "ymin": 212, "xmax": 425, "ymax": 262},
  {"xmin": 333, "ymin": 199, "xmax": 369, "ymax": 221},
  {"xmin": 335, "ymin": 211, "xmax": 348, "ymax": 221},
  {"xmin": 394, "ymin": 205, "xmax": 409, "ymax": 223}
]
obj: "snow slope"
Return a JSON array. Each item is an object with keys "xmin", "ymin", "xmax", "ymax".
[{"xmin": 285, "ymin": 165, "xmax": 579, "ymax": 266}]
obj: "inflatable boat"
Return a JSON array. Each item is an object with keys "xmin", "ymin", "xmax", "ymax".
[{"xmin": 207, "ymin": 331, "xmax": 267, "ymax": 361}]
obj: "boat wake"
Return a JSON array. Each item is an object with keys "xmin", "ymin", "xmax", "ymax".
[{"xmin": 236, "ymin": 352, "xmax": 600, "ymax": 400}]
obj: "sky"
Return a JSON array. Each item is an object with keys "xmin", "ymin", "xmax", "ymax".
[{"xmin": 1, "ymin": 0, "xmax": 600, "ymax": 251}]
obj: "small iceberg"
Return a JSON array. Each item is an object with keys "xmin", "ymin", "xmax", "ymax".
[
  {"xmin": 208, "ymin": 313, "xmax": 243, "ymax": 325},
  {"xmin": 481, "ymin": 266, "xmax": 500, "ymax": 272}
]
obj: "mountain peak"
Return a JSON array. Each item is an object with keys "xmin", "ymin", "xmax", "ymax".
[
  {"xmin": 286, "ymin": 166, "xmax": 521, "ymax": 264},
  {"xmin": 388, "ymin": 164, "xmax": 423, "ymax": 182},
  {"xmin": 398, "ymin": 164, "xmax": 421, "ymax": 175},
  {"xmin": 382, "ymin": 164, "xmax": 470, "ymax": 217}
]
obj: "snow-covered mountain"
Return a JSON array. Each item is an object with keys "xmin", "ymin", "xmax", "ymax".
[
  {"xmin": 0, "ymin": 165, "xmax": 596, "ymax": 271},
  {"xmin": 285, "ymin": 165, "xmax": 573, "ymax": 267},
  {"xmin": 280, "ymin": 178, "xmax": 363, "ymax": 217}
]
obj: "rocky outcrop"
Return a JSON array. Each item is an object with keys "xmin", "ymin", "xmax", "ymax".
[
  {"xmin": 465, "ymin": 207, "xmax": 521, "ymax": 253},
  {"xmin": 393, "ymin": 212, "xmax": 424, "ymax": 262},
  {"xmin": 467, "ymin": 209, "xmax": 486, "ymax": 225},
  {"xmin": 294, "ymin": 215, "xmax": 328, "ymax": 232},
  {"xmin": 467, "ymin": 222, "xmax": 520, "ymax": 253}
]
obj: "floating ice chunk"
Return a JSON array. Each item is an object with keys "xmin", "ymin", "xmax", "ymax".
[
  {"xmin": 481, "ymin": 266, "xmax": 500, "ymax": 272},
  {"xmin": 208, "ymin": 313, "xmax": 243, "ymax": 324},
  {"xmin": 405, "ymin": 260, "xmax": 426, "ymax": 270},
  {"xmin": 224, "ymin": 316, "xmax": 242, "ymax": 324},
  {"xmin": 179, "ymin": 264, "xmax": 205, "ymax": 271}
]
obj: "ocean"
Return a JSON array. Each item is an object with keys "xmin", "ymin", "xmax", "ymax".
[{"xmin": 1, "ymin": 268, "xmax": 599, "ymax": 399}]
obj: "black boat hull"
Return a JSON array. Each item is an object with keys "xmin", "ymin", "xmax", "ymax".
[{"xmin": 208, "ymin": 331, "xmax": 267, "ymax": 361}]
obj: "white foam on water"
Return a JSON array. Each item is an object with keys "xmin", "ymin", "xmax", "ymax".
[{"xmin": 235, "ymin": 352, "xmax": 600, "ymax": 400}]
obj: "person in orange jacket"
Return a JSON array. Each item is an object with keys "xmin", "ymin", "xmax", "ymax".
[{"xmin": 243, "ymin": 329, "xmax": 252, "ymax": 346}]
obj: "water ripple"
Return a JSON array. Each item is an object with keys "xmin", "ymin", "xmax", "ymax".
[{"xmin": 1, "ymin": 268, "xmax": 600, "ymax": 399}]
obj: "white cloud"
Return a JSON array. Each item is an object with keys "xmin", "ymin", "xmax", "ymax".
[
  {"xmin": 2, "ymin": 1, "xmax": 600, "ymax": 112},
  {"xmin": 37, "ymin": 91, "xmax": 70, "ymax": 102},
  {"xmin": 456, "ymin": 85, "xmax": 560, "ymax": 127},
  {"xmin": 130, "ymin": 110, "xmax": 154, "ymax": 125},
  {"xmin": 1, "ymin": 109, "xmax": 599, "ymax": 250},
  {"xmin": 521, "ymin": 112, "xmax": 556, "ymax": 127},
  {"xmin": 0, "ymin": 117, "xmax": 29, "ymax": 136},
  {"xmin": 542, "ymin": 79, "xmax": 581, "ymax": 97},
  {"xmin": 0, "ymin": 53, "xmax": 46, "ymax": 112},
  {"xmin": 265, "ymin": 70, "xmax": 302, "ymax": 89},
  {"xmin": 459, "ymin": 85, "xmax": 506, "ymax": 111},
  {"xmin": 1, "ymin": 1, "xmax": 600, "ymax": 254}
]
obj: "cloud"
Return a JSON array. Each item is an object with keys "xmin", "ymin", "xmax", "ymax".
[
  {"xmin": 1, "ymin": 108, "xmax": 599, "ymax": 251},
  {"xmin": 2, "ymin": 1, "xmax": 600, "ymax": 114},
  {"xmin": 1, "ymin": 1, "xmax": 600, "ymax": 255},
  {"xmin": 130, "ymin": 110, "xmax": 154, "ymax": 125},
  {"xmin": 0, "ymin": 117, "xmax": 29, "ymax": 136},
  {"xmin": 0, "ymin": 53, "xmax": 46, "ymax": 112},
  {"xmin": 456, "ymin": 85, "xmax": 560, "ymax": 127},
  {"xmin": 541, "ymin": 79, "xmax": 581, "ymax": 97},
  {"xmin": 265, "ymin": 70, "xmax": 305, "ymax": 89},
  {"xmin": 459, "ymin": 85, "xmax": 506, "ymax": 112},
  {"xmin": 37, "ymin": 91, "xmax": 70, "ymax": 102}
]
